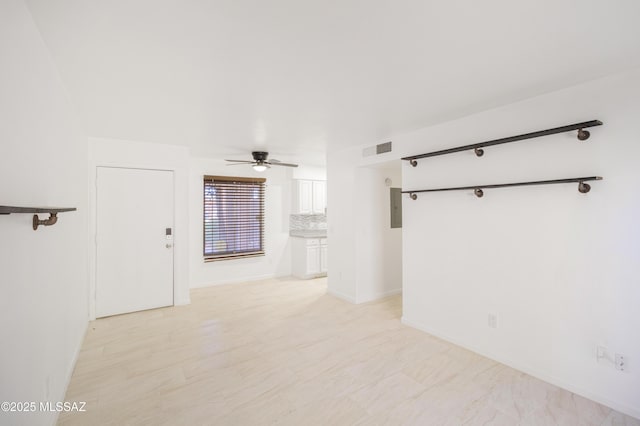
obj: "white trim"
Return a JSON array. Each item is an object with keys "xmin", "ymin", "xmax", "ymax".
[
  {"xmin": 356, "ymin": 288, "xmax": 402, "ymax": 304},
  {"xmin": 173, "ymin": 297, "xmax": 191, "ymax": 306},
  {"xmin": 401, "ymin": 316, "xmax": 640, "ymax": 421},
  {"xmin": 328, "ymin": 288, "xmax": 357, "ymax": 304},
  {"xmin": 52, "ymin": 320, "xmax": 88, "ymax": 426}
]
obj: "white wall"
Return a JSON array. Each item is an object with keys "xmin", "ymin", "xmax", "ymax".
[
  {"xmin": 354, "ymin": 164, "xmax": 403, "ymax": 303},
  {"xmin": 88, "ymin": 138, "xmax": 191, "ymax": 312},
  {"xmin": 291, "ymin": 165, "xmax": 326, "ymax": 181},
  {"xmin": 327, "ymin": 155, "xmax": 402, "ymax": 303},
  {"xmin": 327, "ymin": 152, "xmax": 358, "ymax": 302},
  {"xmin": 330, "ymin": 69, "xmax": 640, "ymax": 418},
  {"xmin": 0, "ymin": 1, "xmax": 88, "ymax": 425},
  {"xmin": 189, "ymin": 158, "xmax": 292, "ymax": 287}
]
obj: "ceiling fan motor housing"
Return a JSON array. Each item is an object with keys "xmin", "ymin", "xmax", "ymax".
[{"xmin": 252, "ymin": 151, "xmax": 269, "ymax": 161}]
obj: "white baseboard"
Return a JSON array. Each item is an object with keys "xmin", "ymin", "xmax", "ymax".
[
  {"xmin": 190, "ymin": 273, "xmax": 277, "ymax": 289},
  {"xmin": 328, "ymin": 288, "xmax": 402, "ymax": 305},
  {"xmin": 401, "ymin": 316, "xmax": 640, "ymax": 421},
  {"xmin": 53, "ymin": 320, "xmax": 89, "ymax": 426},
  {"xmin": 356, "ymin": 288, "xmax": 402, "ymax": 304},
  {"xmin": 328, "ymin": 288, "xmax": 357, "ymax": 304}
]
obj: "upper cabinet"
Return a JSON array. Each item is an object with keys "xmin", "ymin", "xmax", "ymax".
[
  {"xmin": 311, "ymin": 181, "xmax": 326, "ymax": 214},
  {"xmin": 292, "ymin": 179, "xmax": 326, "ymax": 214},
  {"xmin": 297, "ymin": 180, "xmax": 313, "ymax": 214}
]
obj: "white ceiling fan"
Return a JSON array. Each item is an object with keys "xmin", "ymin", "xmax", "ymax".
[{"xmin": 225, "ymin": 151, "xmax": 298, "ymax": 172}]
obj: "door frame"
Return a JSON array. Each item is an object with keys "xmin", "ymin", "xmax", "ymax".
[{"xmin": 89, "ymin": 165, "xmax": 176, "ymax": 320}]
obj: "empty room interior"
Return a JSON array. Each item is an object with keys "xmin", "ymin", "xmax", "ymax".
[{"xmin": 2, "ymin": 0, "xmax": 640, "ymax": 424}]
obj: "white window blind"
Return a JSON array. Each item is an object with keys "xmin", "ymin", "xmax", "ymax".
[{"xmin": 203, "ymin": 175, "xmax": 266, "ymax": 260}]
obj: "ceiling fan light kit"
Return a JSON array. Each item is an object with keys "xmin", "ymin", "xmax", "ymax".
[{"xmin": 225, "ymin": 151, "xmax": 299, "ymax": 172}]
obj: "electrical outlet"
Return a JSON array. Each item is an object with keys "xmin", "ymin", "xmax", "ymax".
[
  {"xmin": 615, "ymin": 353, "xmax": 625, "ymax": 371},
  {"xmin": 488, "ymin": 313, "xmax": 498, "ymax": 329}
]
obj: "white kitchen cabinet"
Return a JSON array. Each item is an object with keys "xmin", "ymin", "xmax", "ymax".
[
  {"xmin": 306, "ymin": 244, "xmax": 320, "ymax": 275},
  {"xmin": 292, "ymin": 237, "xmax": 327, "ymax": 279},
  {"xmin": 292, "ymin": 179, "xmax": 326, "ymax": 214},
  {"xmin": 312, "ymin": 181, "xmax": 326, "ymax": 214},
  {"xmin": 296, "ymin": 180, "xmax": 313, "ymax": 214},
  {"xmin": 319, "ymin": 240, "xmax": 328, "ymax": 273}
]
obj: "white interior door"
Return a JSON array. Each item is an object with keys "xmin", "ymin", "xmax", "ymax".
[{"xmin": 96, "ymin": 167, "xmax": 174, "ymax": 318}]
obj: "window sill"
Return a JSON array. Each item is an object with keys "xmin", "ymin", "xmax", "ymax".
[{"xmin": 204, "ymin": 252, "xmax": 265, "ymax": 262}]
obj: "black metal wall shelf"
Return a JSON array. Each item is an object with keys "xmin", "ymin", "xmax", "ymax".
[
  {"xmin": 0, "ymin": 206, "xmax": 77, "ymax": 230},
  {"xmin": 402, "ymin": 120, "xmax": 602, "ymax": 166},
  {"xmin": 403, "ymin": 176, "xmax": 602, "ymax": 199}
]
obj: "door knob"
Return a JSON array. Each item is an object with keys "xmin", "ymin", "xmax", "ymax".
[{"xmin": 166, "ymin": 244, "xmax": 173, "ymax": 248}]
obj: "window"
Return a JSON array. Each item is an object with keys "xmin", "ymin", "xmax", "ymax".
[{"xmin": 203, "ymin": 175, "xmax": 266, "ymax": 261}]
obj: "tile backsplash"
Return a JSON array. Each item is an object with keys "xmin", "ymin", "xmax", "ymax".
[{"xmin": 290, "ymin": 214, "xmax": 327, "ymax": 231}]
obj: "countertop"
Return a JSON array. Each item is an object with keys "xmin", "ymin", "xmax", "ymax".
[{"xmin": 289, "ymin": 230, "xmax": 327, "ymax": 238}]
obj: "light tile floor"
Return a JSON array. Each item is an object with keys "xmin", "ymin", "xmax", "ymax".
[{"xmin": 59, "ymin": 277, "xmax": 639, "ymax": 425}]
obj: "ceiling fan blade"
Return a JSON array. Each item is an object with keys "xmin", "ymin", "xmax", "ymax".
[
  {"xmin": 226, "ymin": 162, "xmax": 255, "ymax": 166},
  {"xmin": 225, "ymin": 159, "xmax": 254, "ymax": 163},
  {"xmin": 270, "ymin": 159, "xmax": 281, "ymax": 163},
  {"xmin": 266, "ymin": 161, "xmax": 298, "ymax": 168}
]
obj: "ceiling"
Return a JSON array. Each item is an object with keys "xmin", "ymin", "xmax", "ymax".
[{"xmin": 26, "ymin": 0, "xmax": 640, "ymax": 164}]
